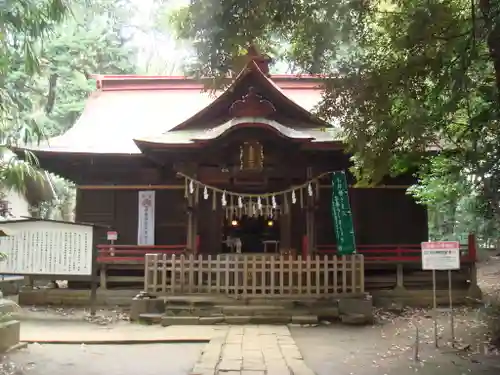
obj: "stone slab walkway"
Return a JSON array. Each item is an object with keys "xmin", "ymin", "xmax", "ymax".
[
  {"xmin": 191, "ymin": 325, "xmax": 316, "ymax": 375},
  {"xmin": 20, "ymin": 320, "xmax": 223, "ymax": 344}
]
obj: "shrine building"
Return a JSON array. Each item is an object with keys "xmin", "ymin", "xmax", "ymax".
[{"xmin": 22, "ymin": 47, "xmax": 478, "ymax": 300}]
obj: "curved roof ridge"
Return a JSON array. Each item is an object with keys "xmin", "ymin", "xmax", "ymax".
[{"xmin": 169, "ymin": 60, "xmax": 328, "ymax": 132}]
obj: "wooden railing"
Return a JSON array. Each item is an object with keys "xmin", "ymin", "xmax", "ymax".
[
  {"xmin": 314, "ymin": 234, "xmax": 478, "ymax": 263},
  {"xmin": 316, "ymin": 244, "xmax": 472, "ymax": 262},
  {"xmin": 98, "ymin": 234, "xmax": 478, "ymax": 265},
  {"xmin": 144, "ymin": 253, "xmax": 365, "ymax": 297},
  {"xmin": 97, "ymin": 245, "xmax": 185, "ymax": 263}
]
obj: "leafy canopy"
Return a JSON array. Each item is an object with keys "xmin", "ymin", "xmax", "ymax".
[
  {"xmin": 168, "ymin": 0, "xmax": 500, "ymax": 243},
  {"xmin": 0, "ymin": 0, "xmax": 69, "ymax": 199}
]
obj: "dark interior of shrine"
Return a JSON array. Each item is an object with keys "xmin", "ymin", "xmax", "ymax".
[{"xmin": 222, "ymin": 215, "xmax": 280, "ymax": 253}]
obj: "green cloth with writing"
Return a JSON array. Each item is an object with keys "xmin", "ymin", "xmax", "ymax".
[{"xmin": 331, "ymin": 171, "xmax": 357, "ymax": 255}]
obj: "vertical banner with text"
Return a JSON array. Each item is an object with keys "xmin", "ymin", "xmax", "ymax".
[
  {"xmin": 331, "ymin": 171, "xmax": 357, "ymax": 255},
  {"xmin": 137, "ymin": 190, "xmax": 155, "ymax": 245}
]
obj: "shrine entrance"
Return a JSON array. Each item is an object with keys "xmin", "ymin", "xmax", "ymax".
[{"xmin": 222, "ymin": 215, "xmax": 280, "ymax": 253}]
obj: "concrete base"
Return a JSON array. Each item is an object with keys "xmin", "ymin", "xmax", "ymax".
[
  {"xmin": 128, "ymin": 294, "xmax": 375, "ymax": 326},
  {"xmin": 372, "ymin": 288, "xmax": 478, "ymax": 308},
  {"xmin": 468, "ymin": 284, "xmax": 483, "ymax": 302},
  {"xmin": 19, "ymin": 289, "xmax": 140, "ymax": 307},
  {"xmin": 341, "ymin": 313, "xmax": 372, "ymax": 325},
  {"xmin": 0, "ymin": 320, "xmax": 20, "ymax": 353},
  {"xmin": 130, "ymin": 298, "xmax": 165, "ymax": 321}
]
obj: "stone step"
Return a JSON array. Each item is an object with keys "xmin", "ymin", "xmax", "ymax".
[
  {"xmin": 220, "ymin": 304, "xmax": 287, "ymax": 316},
  {"xmin": 159, "ymin": 314, "xmax": 319, "ymax": 326},
  {"xmin": 131, "ymin": 295, "xmax": 373, "ymax": 325},
  {"xmin": 162, "ymin": 295, "xmax": 240, "ymax": 307}
]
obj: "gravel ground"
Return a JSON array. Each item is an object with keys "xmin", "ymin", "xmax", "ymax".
[
  {"xmin": 2, "ymin": 343, "xmax": 203, "ymax": 375},
  {"xmin": 292, "ymin": 319, "xmax": 499, "ymax": 375},
  {"xmin": 292, "ymin": 257, "xmax": 500, "ymax": 375}
]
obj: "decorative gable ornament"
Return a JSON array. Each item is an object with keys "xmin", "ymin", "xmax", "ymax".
[{"xmin": 229, "ymin": 87, "xmax": 276, "ymax": 118}]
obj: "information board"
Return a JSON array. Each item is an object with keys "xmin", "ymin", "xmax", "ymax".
[
  {"xmin": 0, "ymin": 221, "xmax": 93, "ymax": 276},
  {"xmin": 421, "ymin": 241, "xmax": 460, "ymax": 270},
  {"xmin": 331, "ymin": 171, "xmax": 356, "ymax": 255}
]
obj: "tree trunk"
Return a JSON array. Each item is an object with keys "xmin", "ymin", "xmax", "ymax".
[{"xmin": 480, "ymin": 0, "xmax": 500, "ymax": 104}]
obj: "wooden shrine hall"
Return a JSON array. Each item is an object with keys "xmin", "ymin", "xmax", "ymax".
[{"xmin": 23, "ymin": 46, "xmax": 479, "ymax": 300}]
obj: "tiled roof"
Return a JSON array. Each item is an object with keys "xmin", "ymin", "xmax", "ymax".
[{"xmin": 26, "ymin": 66, "xmax": 339, "ymax": 154}]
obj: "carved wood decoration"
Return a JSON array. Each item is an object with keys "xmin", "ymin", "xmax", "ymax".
[
  {"xmin": 240, "ymin": 140, "xmax": 264, "ymax": 171},
  {"xmin": 229, "ymin": 87, "xmax": 276, "ymax": 118}
]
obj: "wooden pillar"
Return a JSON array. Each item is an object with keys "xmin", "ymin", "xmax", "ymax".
[
  {"xmin": 306, "ymin": 167, "xmax": 315, "ymax": 255},
  {"xmin": 186, "ymin": 192, "xmax": 194, "ymax": 251},
  {"xmin": 184, "ymin": 165, "xmax": 200, "ymax": 254},
  {"xmin": 280, "ymin": 193, "xmax": 292, "ymax": 251},
  {"xmin": 192, "ymin": 204, "xmax": 199, "ymax": 254},
  {"xmin": 99, "ymin": 265, "xmax": 107, "ymax": 290},
  {"xmin": 186, "ymin": 188, "xmax": 199, "ymax": 253}
]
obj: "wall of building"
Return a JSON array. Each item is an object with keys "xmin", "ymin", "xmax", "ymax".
[
  {"xmin": 75, "ymin": 188, "xmax": 187, "ymax": 246},
  {"xmin": 316, "ymin": 187, "xmax": 428, "ymax": 246}
]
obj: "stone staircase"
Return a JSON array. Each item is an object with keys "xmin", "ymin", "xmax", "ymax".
[{"xmin": 130, "ymin": 294, "xmax": 374, "ymax": 326}]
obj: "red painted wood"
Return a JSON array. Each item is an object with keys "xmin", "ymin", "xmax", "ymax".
[
  {"xmin": 302, "ymin": 235, "xmax": 308, "ymax": 257},
  {"xmin": 97, "ymin": 244, "xmax": 185, "ymax": 263},
  {"xmin": 316, "ymin": 243, "xmax": 475, "ymax": 263},
  {"xmin": 97, "ymin": 239, "xmax": 477, "ymax": 264}
]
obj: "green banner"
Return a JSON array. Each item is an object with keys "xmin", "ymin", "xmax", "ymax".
[{"xmin": 331, "ymin": 171, "xmax": 357, "ymax": 255}]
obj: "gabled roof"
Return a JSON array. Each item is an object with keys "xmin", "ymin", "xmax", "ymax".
[{"xmin": 168, "ymin": 59, "xmax": 329, "ymax": 132}]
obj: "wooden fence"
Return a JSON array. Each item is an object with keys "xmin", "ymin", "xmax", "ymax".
[{"xmin": 144, "ymin": 254, "xmax": 365, "ymax": 297}]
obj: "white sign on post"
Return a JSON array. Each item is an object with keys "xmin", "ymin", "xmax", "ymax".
[
  {"xmin": 107, "ymin": 231, "xmax": 118, "ymax": 241},
  {"xmin": 421, "ymin": 241, "xmax": 460, "ymax": 270},
  {"xmin": 422, "ymin": 240, "xmax": 461, "ymax": 349}
]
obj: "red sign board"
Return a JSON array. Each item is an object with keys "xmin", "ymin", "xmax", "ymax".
[
  {"xmin": 107, "ymin": 231, "xmax": 118, "ymax": 241},
  {"xmin": 421, "ymin": 241, "xmax": 459, "ymax": 250}
]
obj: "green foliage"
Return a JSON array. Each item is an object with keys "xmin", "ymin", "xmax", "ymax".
[
  {"xmin": 165, "ymin": 0, "xmax": 362, "ymax": 78},
  {"xmin": 0, "ymin": 0, "xmax": 138, "ymax": 209},
  {"xmin": 0, "ymin": 0, "xmax": 69, "ymax": 75},
  {"xmin": 169, "ymin": 0, "xmax": 500, "ymax": 244},
  {"xmin": 0, "ymin": 0, "xmax": 69, "ymax": 198},
  {"xmin": 33, "ymin": 175, "xmax": 76, "ymax": 220},
  {"xmin": 13, "ymin": 0, "xmax": 138, "ymax": 137}
]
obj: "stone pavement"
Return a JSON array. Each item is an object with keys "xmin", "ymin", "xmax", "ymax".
[{"xmin": 191, "ymin": 325, "xmax": 316, "ymax": 375}]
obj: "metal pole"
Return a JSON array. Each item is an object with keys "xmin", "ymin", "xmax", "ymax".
[
  {"xmin": 89, "ymin": 237, "xmax": 98, "ymax": 317},
  {"xmin": 432, "ymin": 269, "xmax": 438, "ymax": 348},
  {"xmin": 413, "ymin": 324, "xmax": 420, "ymax": 362},
  {"xmin": 448, "ymin": 269, "xmax": 455, "ymax": 347}
]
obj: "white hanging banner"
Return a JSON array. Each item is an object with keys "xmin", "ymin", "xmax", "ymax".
[{"xmin": 137, "ymin": 190, "xmax": 155, "ymax": 245}]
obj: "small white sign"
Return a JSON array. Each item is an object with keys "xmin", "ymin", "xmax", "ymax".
[
  {"xmin": 137, "ymin": 191, "xmax": 155, "ymax": 245},
  {"xmin": 421, "ymin": 241, "xmax": 460, "ymax": 270},
  {"xmin": 107, "ymin": 231, "xmax": 118, "ymax": 241}
]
